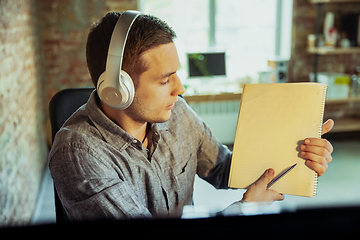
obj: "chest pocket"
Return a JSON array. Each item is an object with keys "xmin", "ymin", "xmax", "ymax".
[
  {"xmin": 174, "ymin": 153, "xmax": 196, "ymax": 176},
  {"xmin": 173, "ymin": 153, "xmax": 196, "ymax": 204}
]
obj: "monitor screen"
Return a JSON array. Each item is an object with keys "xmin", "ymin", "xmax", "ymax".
[{"xmin": 187, "ymin": 52, "xmax": 226, "ymax": 78}]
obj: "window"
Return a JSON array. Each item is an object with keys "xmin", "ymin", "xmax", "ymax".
[{"xmin": 140, "ymin": 0, "xmax": 292, "ymax": 89}]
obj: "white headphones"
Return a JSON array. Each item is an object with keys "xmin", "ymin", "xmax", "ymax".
[{"xmin": 97, "ymin": 10, "xmax": 141, "ymax": 110}]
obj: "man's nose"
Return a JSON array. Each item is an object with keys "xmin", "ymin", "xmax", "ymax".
[{"xmin": 171, "ymin": 74, "xmax": 185, "ymax": 96}]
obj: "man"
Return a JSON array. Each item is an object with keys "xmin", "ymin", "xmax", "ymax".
[{"xmin": 49, "ymin": 12, "xmax": 334, "ymax": 221}]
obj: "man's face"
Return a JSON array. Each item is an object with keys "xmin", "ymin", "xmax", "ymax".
[{"xmin": 125, "ymin": 42, "xmax": 185, "ymax": 124}]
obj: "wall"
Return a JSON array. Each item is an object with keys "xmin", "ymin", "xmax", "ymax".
[
  {"xmin": 39, "ymin": 0, "xmax": 139, "ymax": 100},
  {"xmin": 289, "ymin": 0, "xmax": 360, "ymax": 82},
  {"xmin": 0, "ymin": 0, "xmax": 138, "ymax": 226},
  {"xmin": 0, "ymin": 0, "xmax": 48, "ymax": 225}
]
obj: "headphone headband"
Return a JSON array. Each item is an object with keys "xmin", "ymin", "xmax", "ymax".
[
  {"xmin": 97, "ymin": 10, "xmax": 141, "ymax": 110},
  {"xmin": 107, "ymin": 10, "xmax": 141, "ymax": 77}
]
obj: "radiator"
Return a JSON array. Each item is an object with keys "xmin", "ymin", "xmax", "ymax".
[{"xmin": 187, "ymin": 100, "xmax": 241, "ymax": 144}]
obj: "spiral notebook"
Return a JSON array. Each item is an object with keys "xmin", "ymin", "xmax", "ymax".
[{"xmin": 228, "ymin": 83, "xmax": 327, "ymax": 197}]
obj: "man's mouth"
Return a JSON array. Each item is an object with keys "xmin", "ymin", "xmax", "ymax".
[{"xmin": 166, "ymin": 101, "xmax": 176, "ymax": 110}]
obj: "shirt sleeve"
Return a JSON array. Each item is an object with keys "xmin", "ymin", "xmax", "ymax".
[
  {"xmin": 195, "ymin": 120, "xmax": 233, "ymax": 189},
  {"xmin": 219, "ymin": 200, "xmax": 247, "ymax": 216},
  {"xmin": 177, "ymin": 99, "xmax": 233, "ymax": 189},
  {"xmin": 49, "ymin": 145, "xmax": 152, "ymax": 221}
]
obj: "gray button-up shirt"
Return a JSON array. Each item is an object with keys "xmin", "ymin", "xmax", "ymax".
[{"xmin": 49, "ymin": 91, "xmax": 233, "ymax": 220}]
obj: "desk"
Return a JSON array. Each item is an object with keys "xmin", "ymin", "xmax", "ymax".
[
  {"xmin": 184, "ymin": 92, "xmax": 360, "ymax": 135},
  {"xmin": 184, "ymin": 92, "xmax": 241, "ymax": 102},
  {"xmin": 3, "ymin": 205, "xmax": 360, "ymax": 237},
  {"xmin": 325, "ymin": 97, "xmax": 360, "ymax": 133}
]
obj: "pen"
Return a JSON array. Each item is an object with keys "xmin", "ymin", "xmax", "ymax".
[{"xmin": 267, "ymin": 163, "xmax": 297, "ymax": 188}]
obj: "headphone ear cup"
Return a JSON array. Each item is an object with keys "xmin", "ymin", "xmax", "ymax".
[
  {"xmin": 97, "ymin": 71, "xmax": 106, "ymax": 93},
  {"xmin": 97, "ymin": 71, "xmax": 119, "ymax": 106},
  {"xmin": 96, "ymin": 70, "xmax": 134, "ymax": 110},
  {"xmin": 118, "ymin": 70, "xmax": 135, "ymax": 109}
]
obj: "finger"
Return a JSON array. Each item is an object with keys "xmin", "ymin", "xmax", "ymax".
[
  {"xmin": 305, "ymin": 160, "xmax": 327, "ymax": 176},
  {"xmin": 265, "ymin": 189, "xmax": 285, "ymax": 201},
  {"xmin": 321, "ymin": 119, "xmax": 334, "ymax": 135},
  {"xmin": 301, "ymin": 151, "xmax": 329, "ymax": 167},
  {"xmin": 274, "ymin": 191, "xmax": 285, "ymax": 201},
  {"xmin": 257, "ymin": 168, "xmax": 275, "ymax": 186},
  {"xmin": 304, "ymin": 138, "xmax": 333, "ymax": 153},
  {"xmin": 301, "ymin": 144, "xmax": 333, "ymax": 163}
]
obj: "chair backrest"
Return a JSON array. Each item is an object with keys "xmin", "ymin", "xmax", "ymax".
[
  {"xmin": 49, "ymin": 87, "xmax": 94, "ymax": 223},
  {"xmin": 49, "ymin": 87, "xmax": 95, "ymax": 141}
]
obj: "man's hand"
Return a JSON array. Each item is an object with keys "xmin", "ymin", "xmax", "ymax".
[
  {"xmin": 300, "ymin": 119, "xmax": 334, "ymax": 176},
  {"xmin": 241, "ymin": 119, "xmax": 334, "ymax": 203},
  {"xmin": 242, "ymin": 169, "xmax": 285, "ymax": 202}
]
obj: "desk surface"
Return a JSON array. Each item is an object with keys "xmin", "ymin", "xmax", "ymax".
[
  {"xmin": 184, "ymin": 92, "xmax": 242, "ymax": 102},
  {"xmin": 184, "ymin": 92, "xmax": 360, "ymax": 133}
]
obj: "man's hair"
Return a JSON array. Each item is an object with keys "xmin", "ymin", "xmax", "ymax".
[{"xmin": 86, "ymin": 12, "xmax": 177, "ymax": 87}]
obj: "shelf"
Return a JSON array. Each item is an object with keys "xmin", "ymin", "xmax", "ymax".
[
  {"xmin": 311, "ymin": 0, "xmax": 360, "ymax": 3},
  {"xmin": 326, "ymin": 97, "xmax": 360, "ymax": 104},
  {"xmin": 308, "ymin": 47, "xmax": 360, "ymax": 55}
]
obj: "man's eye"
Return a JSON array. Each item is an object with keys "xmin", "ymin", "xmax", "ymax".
[{"xmin": 161, "ymin": 79, "xmax": 169, "ymax": 85}]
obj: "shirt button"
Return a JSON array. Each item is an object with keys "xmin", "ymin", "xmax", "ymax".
[{"xmin": 132, "ymin": 139, "xmax": 138, "ymax": 144}]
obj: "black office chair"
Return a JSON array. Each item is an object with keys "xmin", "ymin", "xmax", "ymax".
[{"xmin": 49, "ymin": 87, "xmax": 95, "ymax": 223}]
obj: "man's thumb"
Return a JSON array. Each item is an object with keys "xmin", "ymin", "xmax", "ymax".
[
  {"xmin": 321, "ymin": 119, "xmax": 334, "ymax": 135},
  {"xmin": 259, "ymin": 168, "xmax": 275, "ymax": 185}
]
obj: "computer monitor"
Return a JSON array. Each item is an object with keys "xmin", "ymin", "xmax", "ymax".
[{"xmin": 187, "ymin": 52, "xmax": 226, "ymax": 78}]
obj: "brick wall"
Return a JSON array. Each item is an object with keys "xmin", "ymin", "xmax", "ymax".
[
  {"xmin": 0, "ymin": 0, "xmax": 48, "ymax": 226},
  {"xmin": 289, "ymin": 0, "xmax": 360, "ymax": 82},
  {"xmin": 38, "ymin": 0, "xmax": 139, "ymax": 100},
  {"xmin": 0, "ymin": 0, "xmax": 138, "ymax": 226}
]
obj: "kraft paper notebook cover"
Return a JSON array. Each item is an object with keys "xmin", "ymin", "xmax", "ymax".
[{"xmin": 228, "ymin": 83, "xmax": 327, "ymax": 197}]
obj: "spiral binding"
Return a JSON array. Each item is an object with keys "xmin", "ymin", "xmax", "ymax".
[
  {"xmin": 313, "ymin": 175, "xmax": 318, "ymax": 197},
  {"xmin": 318, "ymin": 84, "xmax": 327, "ymax": 138},
  {"xmin": 313, "ymin": 84, "xmax": 327, "ymax": 197}
]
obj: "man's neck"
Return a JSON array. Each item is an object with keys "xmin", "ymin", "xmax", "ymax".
[{"xmin": 100, "ymin": 101, "xmax": 149, "ymax": 145}]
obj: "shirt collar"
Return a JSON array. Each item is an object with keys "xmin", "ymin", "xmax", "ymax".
[{"xmin": 85, "ymin": 90, "xmax": 169, "ymax": 150}]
